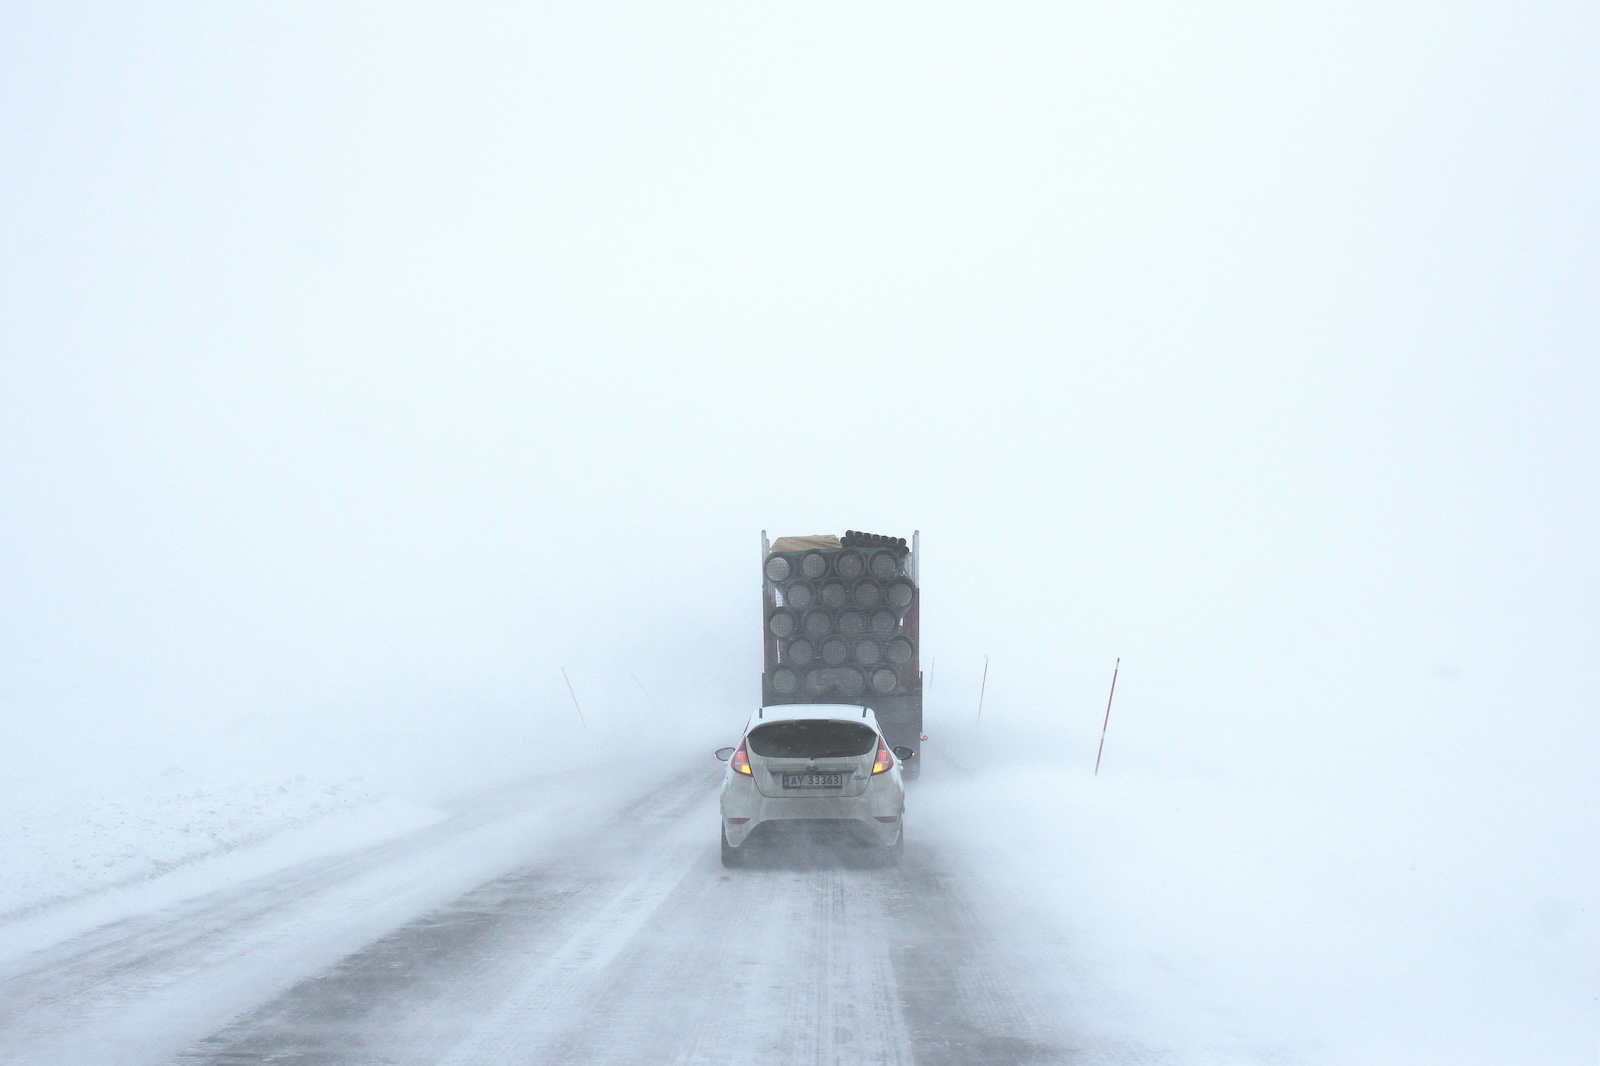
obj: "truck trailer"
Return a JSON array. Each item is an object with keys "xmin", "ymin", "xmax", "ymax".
[{"xmin": 760, "ymin": 529, "xmax": 923, "ymax": 777}]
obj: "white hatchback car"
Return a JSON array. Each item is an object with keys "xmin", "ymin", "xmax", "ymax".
[{"xmin": 715, "ymin": 703, "xmax": 910, "ymax": 867}]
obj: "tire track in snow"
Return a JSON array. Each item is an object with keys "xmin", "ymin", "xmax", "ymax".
[
  {"xmin": 179, "ymin": 768, "xmax": 1077, "ymax": 1065},
  {"xmin": 5, "ymin": 762, "xmax": 1124, "ymax": 1065}
]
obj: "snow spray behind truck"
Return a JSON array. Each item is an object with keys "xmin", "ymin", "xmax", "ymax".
[{"xmin": 761, "ymin": 530, "xmax": 923, "ymax": 776}]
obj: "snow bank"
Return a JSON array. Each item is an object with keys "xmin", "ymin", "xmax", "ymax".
[
  {"xmin": 917, "ymin": 732, "xmax": 1598, "ymax": 1065},
  {"xmin": 0, "ymin": 767, "xmax": 435, "ymax": 923}
]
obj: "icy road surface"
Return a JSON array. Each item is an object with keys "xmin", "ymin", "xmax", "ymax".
[{"xmin": 2, "ymin": 762, "xmax": 1093, "ymax": 1066}]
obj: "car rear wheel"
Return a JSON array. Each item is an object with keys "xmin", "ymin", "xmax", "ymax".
[
  {"xmin": 882, "ymin": 826, "xmax": 904, "ymax": 867},
  {"xmin": 720, "ymin": 825, "xmax": 744, "ymax": 868}
]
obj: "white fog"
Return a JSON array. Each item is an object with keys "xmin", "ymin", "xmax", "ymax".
[{"xmin": 2, "ymin": 4, "xmax": 1596, "ymax": 1063}]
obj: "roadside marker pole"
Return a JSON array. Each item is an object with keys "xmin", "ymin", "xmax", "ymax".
[
  {"xmin": 1093, "ymin": 657, "xmax": 1120, "ymax": 776},
  {"xmin": 561, "ymin": 667, "xmax": 588, "ymax": 730},
  {"xmin": 975, "ymin": 655, "xmax": 990, "ymax": 724}
]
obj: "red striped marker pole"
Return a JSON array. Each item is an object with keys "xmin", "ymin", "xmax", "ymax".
[{"xmin": 1094, "ymin": 658, "xmax": 1120, "ymax": 776}]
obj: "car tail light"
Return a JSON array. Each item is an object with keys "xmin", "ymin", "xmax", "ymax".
[
  {"xmin": 731, "ymin": 738, "xmax": 753, "ymax": 776},
  {"xmin": 871, "ymin": 738, "xmax": 894, "ymax": 775}
]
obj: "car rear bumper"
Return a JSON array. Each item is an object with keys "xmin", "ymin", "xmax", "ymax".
[
  {"xmin": 721, "ymin": 783, "xmax": 902, "ymax": 847},
  {"xmin": 731, "ymin": 817, "xmax": 901, "ymax": 850}
]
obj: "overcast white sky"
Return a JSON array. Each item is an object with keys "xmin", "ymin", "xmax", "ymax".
[{"xmin": 1, "ymin": 4, "xmax": 1596, "ymax": 801}]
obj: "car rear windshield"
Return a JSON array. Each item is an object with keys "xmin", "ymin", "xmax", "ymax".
[{"xmin": 747, "ymin": 720, "xmax": 877, "ymax": 759}]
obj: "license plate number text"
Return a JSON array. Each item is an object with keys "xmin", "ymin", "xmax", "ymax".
[{"xmin": 782, "ymin": 773, "xmax": 844, "ymax": 788}]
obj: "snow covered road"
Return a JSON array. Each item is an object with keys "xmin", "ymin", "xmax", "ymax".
[{"xmin": 0, "ymin": 763, "xmax": 1084, "ymax": 1066}]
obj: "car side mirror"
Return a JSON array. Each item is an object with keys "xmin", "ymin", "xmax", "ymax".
[
  {"xmin": 892, "ymin": 746, "xmax": 914, "ymax": 761},
  {"xmin": 713, "ymin": 747, "xmax": 735, "ymax": 762}
]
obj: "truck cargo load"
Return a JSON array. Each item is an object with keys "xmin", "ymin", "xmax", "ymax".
[{"xmin": 760, "ymin": 529, "xmax": 923, "ymax": 777}]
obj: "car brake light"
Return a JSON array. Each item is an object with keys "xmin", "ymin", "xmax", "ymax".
[
  {"xmin": 731, "ymin": 738, "xmax": 753, "ymax": 776},
  {"xmin": 871, "ymin": 738, "xmax": 893, "ymax": 775}
]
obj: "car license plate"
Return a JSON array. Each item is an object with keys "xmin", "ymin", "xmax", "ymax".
[{"xmin": 782, "ymin": 773, "xmax": 844, "ymax": 789}]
